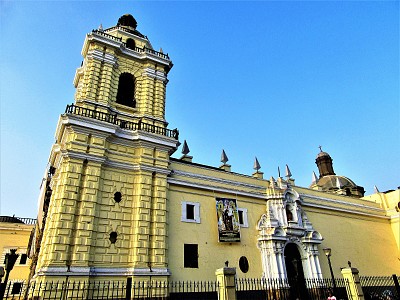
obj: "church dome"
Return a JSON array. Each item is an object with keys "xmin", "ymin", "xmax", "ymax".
[
  {"xmin": 316, "ymin": 175, "xmax": 357, "ymax": 189},
  {"xmin": 316, "ymin": 151, "xmax": 330, "ymax": 159},
  {"xmin": 117, "ymin": 14, "xmax": 137, "ymax": 29}
]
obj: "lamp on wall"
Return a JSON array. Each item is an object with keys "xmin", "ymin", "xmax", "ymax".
[
  {"xmin": 0, "ymin": 249, "xmax": 19, "ymax": 300},
  {"xmin": 323, "ymin": 247, "xmax": 337, "ymax": 294}
]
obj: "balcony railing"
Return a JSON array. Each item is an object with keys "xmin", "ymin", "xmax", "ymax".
[
  {"xmin": 65, "ymin": 104, "xmax": 179, "ymax": 140},
  {"xmin": 0, "ymin": 216, "xmax": 37, "ymax": 225},
  {"xmin": 91, "ymin": 30, "xmax": 122, "ymax": 42},
  {"xmin": 91, "ymin": 29, "xmax": 169, "ymax": 60}
]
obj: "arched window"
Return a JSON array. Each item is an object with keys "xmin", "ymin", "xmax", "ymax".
[
  {"xmin": 286, "ymin": 205, "xmax": 293, "ymax": 222},
  {"xmin": 126, "ymin": 38, "xmax": 136, "ymax": 50},
  {"xmin": 116, "ymin": 73, "xmax": 136, "ymax": 107}
]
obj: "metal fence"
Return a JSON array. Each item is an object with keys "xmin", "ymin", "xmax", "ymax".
[
  {"xmin": 1, "ymin": 275, "xmax": 398, "ymax": 300},
  {"xmin": 236, "ymin": 277, "xmax": 349, "ymax": 300},
  {"xmin": 360, "ymin": 275, "xmax": 400, "ymax": 300},
  {"xmin": 1, "ymin": 279, "xmax": 218, "ymax": 300}
]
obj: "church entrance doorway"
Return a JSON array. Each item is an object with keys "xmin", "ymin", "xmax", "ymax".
[{"xmin": 284, "ymin": 243, "xmax": 308, "ymax": 299}]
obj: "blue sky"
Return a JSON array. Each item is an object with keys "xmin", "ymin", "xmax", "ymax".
[{"xmin": 1, "ymin": 1, "xmax": 399, "ymax": 218}]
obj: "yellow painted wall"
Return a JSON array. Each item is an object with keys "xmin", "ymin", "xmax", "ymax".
[
  {"xmin": 0, "ymin": 221, "xmax": 34, "ymax": 281},
  {"xmin": 168, "ymin": 185, "xmax": 265, "ymax": 281}
]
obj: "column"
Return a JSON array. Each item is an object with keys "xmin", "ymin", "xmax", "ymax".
[
  {"xmin": 341, "ymin": 267, "xmax": 364, "ymax": 300},
  {"xmin": 215, "ymin": 267, "xmax": 236, "ymax": 300}
]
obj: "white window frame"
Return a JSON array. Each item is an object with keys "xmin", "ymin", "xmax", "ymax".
[
  {"xmin": 181, "ymin": 201, "xmax": 201, "ymax": 223},
  {"xmin": 237, "ymin": 208, "xmax": 248, "ymax": 228}
]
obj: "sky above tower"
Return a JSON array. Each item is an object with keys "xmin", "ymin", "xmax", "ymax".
[{"xmin": 1, "ymin": 1, "xmax": 399, "ymax": 217}]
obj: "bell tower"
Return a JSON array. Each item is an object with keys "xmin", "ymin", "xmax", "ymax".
[
  {"xmin": 34, "ymin": 15, "xmax": 179, "ymax": 284},
  {"xmin": 73, "ymin": 14, "xmax": 172, "ymax": 126}
]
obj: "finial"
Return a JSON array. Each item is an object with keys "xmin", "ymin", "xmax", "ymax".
[
  {"xmin": 318, "ymin": 145, "xmax": 323, "ymax": 152},
  {"xmin": 312, "ymin": 171, "xmax": 318, "ymax": 183},
  {"xmin": 253, "ymin": 157, "xmax": 261, "ymax": 171},
  {"xmin": 221, "ymin": 150, "xmax": 229, "ymax": 164},
  {"xmin": 159, "ymin": 47, "xmax": 163, "ymax": 53},
  {"xmin": 348, "ymin": 261, "xmax": 352, "ymax": 268},
  {"xmin": 270, "ymin": 176, "xmax": 276, "ymax": 187},
  {"xmin": 374, "ymin": 185, "xmax": 380, "ymax": 193},
  {"xmin": 98, "ymin": 24, "xmax": 103, "ymax": 31},
  {"xmin": 285, "ymin": 164, "xmax": 292, "ymax": 179},
  {"xmin": 181, "ymin": 140, "xmax": 190, "ymax": 155},
  {"xmin": 225, "ymin": 261, "xmax": 229, "ymax": 267},
  {"xmin": 278, "ymin": 166, "xmax": 281, "ymax": 178}
]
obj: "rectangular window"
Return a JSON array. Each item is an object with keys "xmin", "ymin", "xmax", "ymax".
[
  {"xmin": 237, "ymin": 208, "xmax": 248, "ymax": 228},
  {"xmin": 184, "ymin": 244, "xmax": 198, "ymax": 268},
  {"xmin": 11, "ymin": 282, "xmax": 22, "ymax": 295},
  {"xmin": 181, "ymin": 201, "xmax": 200, "ymax": 223},
  {"xmin": 186, "ymin": 204, "xmax": 195, "ymax": 220},
  {"xmin": 238, "ymin": 210, "xmax": 244, "ymax": 225},
  {"xmin": 20, "ymin": 254, "xmax": 28, "ymax": 265}
]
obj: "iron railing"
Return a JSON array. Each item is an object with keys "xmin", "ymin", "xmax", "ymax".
[
  {"xmin": 1, "ymin": 280, "xmax": 218, "ymax": 300},
  {"xmin": 0, "ymin": 216, "xmax": 37, "ymax": 225},
  {"xmin": 91, "ymin": 29, "xmax": 123, "ymax": 42},
  {"xmin": 65, "ymin": 104, "xmax": 179, "ymax": 140},
  {"xmin": 360, "ymin": 275, "xmax": 399, "ymax": 300},
  {"xmin": 236, "ymin": 277, "xmax": 350, "ymax": 300},
  {"xmin": 2, "ymin": 276, "xmax": 397, "ymax": 300}
]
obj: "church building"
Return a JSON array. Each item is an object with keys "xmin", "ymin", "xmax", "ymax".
[{"xmin": 30, "ymin": 14, "xmax": 399, "ymax": 286}]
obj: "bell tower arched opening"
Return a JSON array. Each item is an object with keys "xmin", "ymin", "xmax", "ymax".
[{"xmin": 116, "ymin": 72, "xmax": 136, "ymax": 107}]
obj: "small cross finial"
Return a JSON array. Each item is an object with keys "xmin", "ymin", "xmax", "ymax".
[
  {"xmin": 318, "ymin": 145, "xmax": 323, "ymax": 152},
  {"xmin": 225, "ymin": 261, "xmax": 229, "ymax": 267}
]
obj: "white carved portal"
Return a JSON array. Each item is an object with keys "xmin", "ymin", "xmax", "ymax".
[{"xmin": 257, "ymin": 187, "xmax": 323, "ymax": 280}]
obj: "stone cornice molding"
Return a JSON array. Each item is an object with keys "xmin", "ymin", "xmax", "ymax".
[
  {"xmin": 59, "ymin": 150, "xmax": 170, "ymax": 175},
  {"xmin": 170, "ymin": 169, "xmax": 265, "ymax": 192},
  {"xmin": 56, "ymin": 114, "xmax": 178, "ymax": 150},
  {"xmin": 60, "ymin": 150, "xmax": 106, "ymax": 164},
  {"xmin": 86, "ymin": 49, "xmax": 119, "ymax": 66},
  {"xmin": 142, "ymin": 67, "xmax": 168, "ymax": 82},
  {"xmin": 35, "ymin": 266, "xmax": 171, "ymax": 277},
  {"xmin": 167, "ymin": 178, "xmax": 266, "ymax": 199},
  {"xmin": 300, "ymin": 193, "xmax": 385, "ymax": 213}
]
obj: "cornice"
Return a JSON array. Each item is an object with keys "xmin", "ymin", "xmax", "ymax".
[
  {"xmin": 57, "ymin": 114, "xmax": 178, "ymax": 150},
  {"xmin": 167, "ymin": 178, "xmax": 266, "ymax": 199},
  {"xmin": 87, "ymin": 49, "xmax": 118, "ymax": 66},
  {"xmin": 36, "ymin": 266, "xmax": 170, "ymax": 277},
  {"xmin": 170, "ymin": 169, "xmax": 266, "ymax": 192},
  {"xmin": 299, "ymin": 192, "xmax": 384, "ymax": 213},
  {"xmin": 304, "ymin": 202, "xmax": 390, "ymax": 220}
]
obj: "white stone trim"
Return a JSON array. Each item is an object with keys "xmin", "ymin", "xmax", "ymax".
[
  {"xmin": 181, "ymin": 201, "xmax": 201, "ymax": 223},
  {"xmin": 36, "ymin": 266, "xmax": 170, "ymax": 277}
]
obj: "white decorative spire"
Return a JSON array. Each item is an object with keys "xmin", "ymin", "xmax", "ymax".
[
  {"xmin": 312, "ymin": 171, "xmax": 318, "ymax": 184},
  {"xmin": 221, "ymin": 150, "xmax": 229, "ymax": 165},
  {"xmin": 98, "ymin": 24, "xmax": 103, "ymax": 31},
  {"xmin": 253, "ymin": 157, "xmax": 261, "ymax": 171}
]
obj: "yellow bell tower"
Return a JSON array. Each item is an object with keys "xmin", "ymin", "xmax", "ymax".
[{"xmin": 35, "ymin": 14, "xmax": 178, "ymax": 283}]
